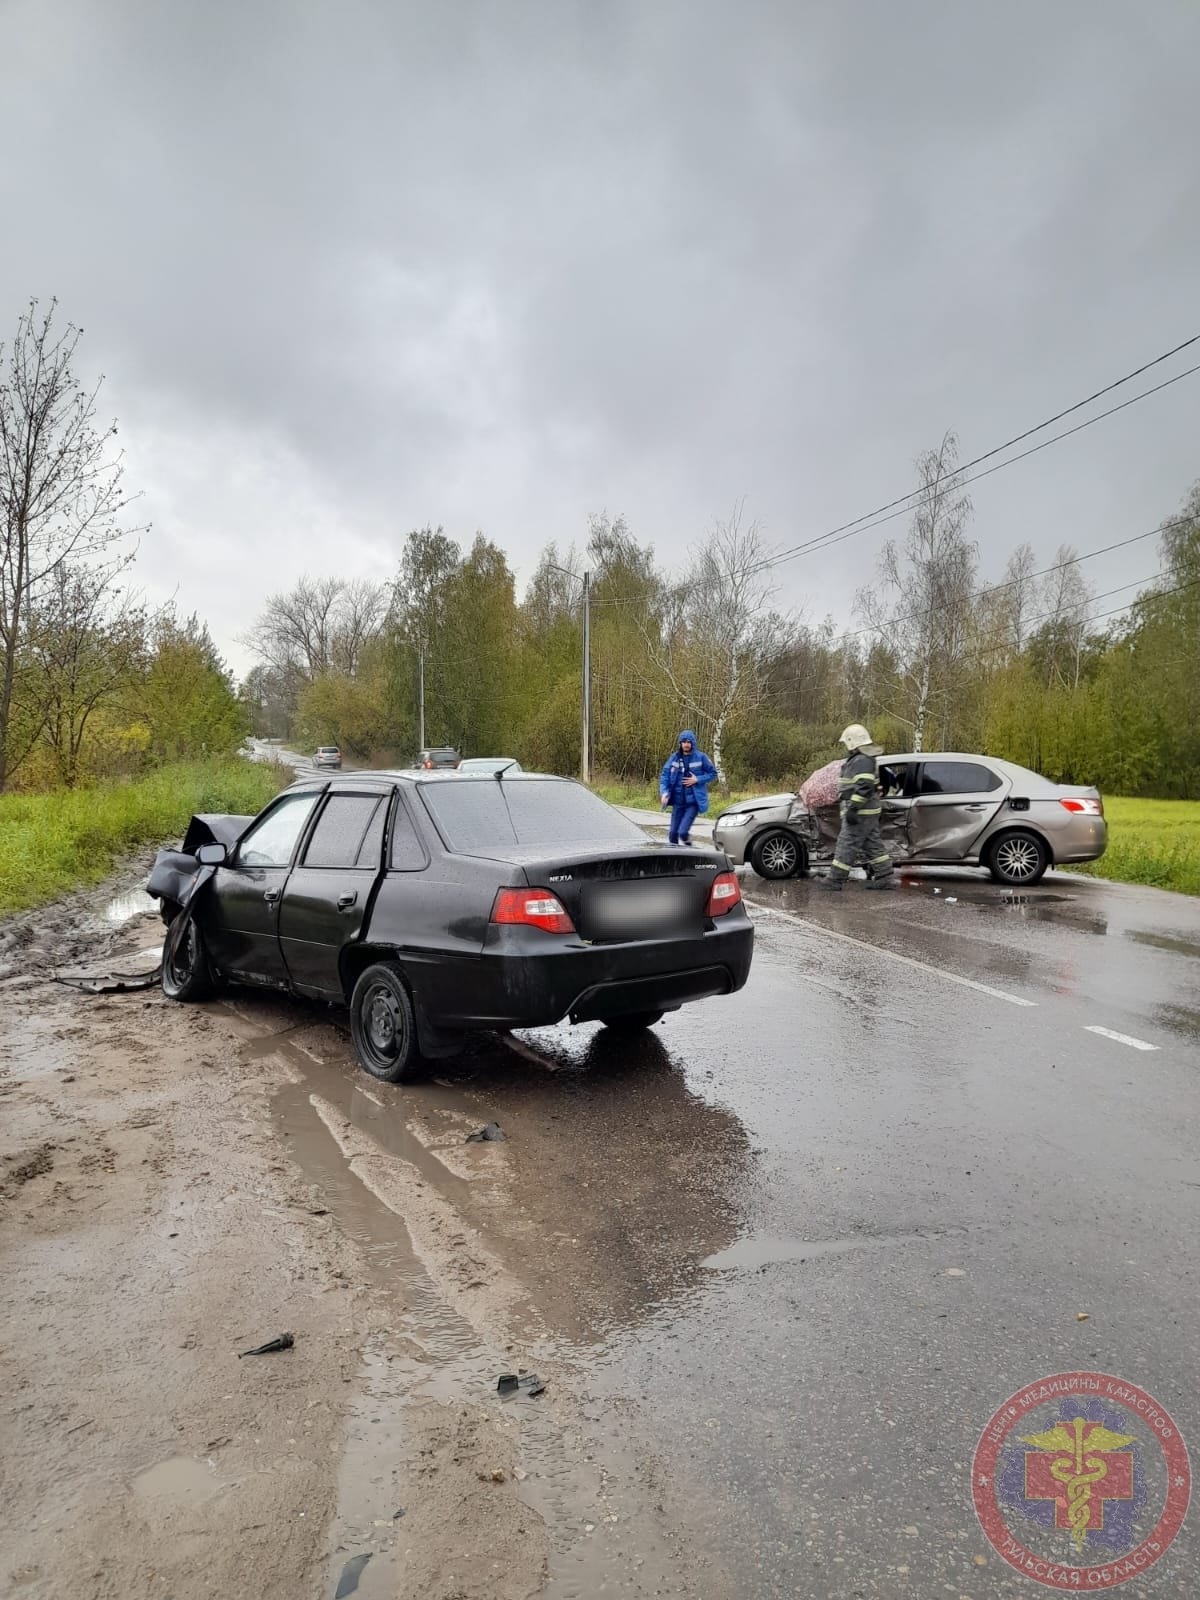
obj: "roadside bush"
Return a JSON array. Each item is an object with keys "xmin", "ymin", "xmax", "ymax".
[{"xmin": 0, "ymin": 757, "xmax": 290, "ymax": 916}]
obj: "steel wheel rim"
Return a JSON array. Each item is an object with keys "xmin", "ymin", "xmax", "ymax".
[
  {"xmin": 761, "ymin": 834, "xmax": 797, "ymax": 874},
  {"xmin": 363, "ymin": 984, "xmax": 404, "ymax": 1066},
  {"xmin": 168, "ymin": 923, "xmax": 198, "ymax": 986},
  {"xmin": 997, "ymin": 838, "xmax": 1040, "ymax": 880}
]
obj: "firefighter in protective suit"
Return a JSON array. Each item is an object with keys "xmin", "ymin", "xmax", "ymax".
[{"xmin": 817, "ymin": 724, "xmax": 896, "ymax": 891}]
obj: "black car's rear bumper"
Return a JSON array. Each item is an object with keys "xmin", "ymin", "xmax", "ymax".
[{"xmin": 412, "ymin": 911, "xmax": 754, "ymax": 1029}]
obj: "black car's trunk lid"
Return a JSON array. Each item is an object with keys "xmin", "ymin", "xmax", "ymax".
[{"xmin": 510, "ymin": 845, "xmax": 726, "ymax": 941}]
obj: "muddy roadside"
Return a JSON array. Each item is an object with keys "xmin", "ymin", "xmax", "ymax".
[{"xmin": 1, "ymin": 859, "xmax": 735, "ymax": 1600}]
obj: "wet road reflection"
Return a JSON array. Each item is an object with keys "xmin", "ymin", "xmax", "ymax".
[{"xmin": 213, "ymin": 856, "xmax": 1200, "ymax": 1597}]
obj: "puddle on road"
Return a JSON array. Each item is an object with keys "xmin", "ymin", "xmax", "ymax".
[
  {"xmin": 104, "ymin": 889, "xmax": 158, "ymax": 924},
  {"xmin": 1128, "ymin": 929, "xmax": 1200, "ymax": 959},
  {"xmin": 703, "ymin": 1224, "xmax": 971, "ymax": 1271},
  {"xmin": 132, "ymin": 1455, "xmax": 224, "ymax": 1506},
  {"xmin": 255, "ymin": 1019, "xmax": 696, "ymax": 1600}
]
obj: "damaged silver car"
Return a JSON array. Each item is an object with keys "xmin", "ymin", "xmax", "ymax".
[{"xmin": 712, "ymin": 753, "xmax": 1106, "ymax": 886}]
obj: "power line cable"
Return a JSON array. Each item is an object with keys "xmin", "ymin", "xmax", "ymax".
[
  {"xmin": 834, "ymin": 513, "xmax": 1193, "ymax": 646},
  {"xmin": 751, "ymin": 361, "xmax": 1200, "ymax": 576}
]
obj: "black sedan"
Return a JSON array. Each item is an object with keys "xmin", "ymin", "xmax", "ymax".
[{"xmin": 147, "ymin": 772, "xmax": 754, "ymax": 1081}]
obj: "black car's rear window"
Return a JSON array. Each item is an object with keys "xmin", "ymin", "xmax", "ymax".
[{"xmin": 419, "ymin": 778, "xmax": 644, "ymax": 851}]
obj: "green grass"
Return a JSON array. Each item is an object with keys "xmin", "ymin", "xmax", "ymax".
[
  {"xmin": 0, "ymin": 757, "xmax": 290, "ymax": 916},
  {"xmin": 1064, "ymin": 797, "xmax": 1200, "ymax": 896},
  {"xmin": 591, "ymin": 778, "xmax": 775, "ymax": 811}
]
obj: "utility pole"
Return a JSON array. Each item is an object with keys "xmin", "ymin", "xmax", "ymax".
[
  {"xmin": 548, "ymin": 562, "xmax": 593, "ymax": 786},
  {"xmin": 581, "ymin": 570, "xmax": 591, "ymax": 785},
  {"xmin": 417, "ymin": 645, "xmax": 425, "ymax": 750}
]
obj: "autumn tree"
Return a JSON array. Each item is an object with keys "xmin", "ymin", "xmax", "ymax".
[{"xmin": 0, "ymin": 300, "xmax": 143, "ymax": 787}]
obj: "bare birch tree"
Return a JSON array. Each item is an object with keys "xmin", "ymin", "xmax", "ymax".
[
  {"xmin": 1032, "ymin": 544, "xmax": 1094, "ymax": 689},
  {"xmin": 0, "ymin": 300, "xmax": 143, "ymax": 788},
  {"xmin": 855, "ymin": 431, "xmax": 976, "ymax": 751},
  {"xmin": 643, "ymin": 507, "xmax": 791, "ymax": 779}
]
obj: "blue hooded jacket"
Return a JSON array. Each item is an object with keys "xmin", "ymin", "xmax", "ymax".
[{"xmin": 660, "ymin": 730, "xmax": 718, "ymax": 812}]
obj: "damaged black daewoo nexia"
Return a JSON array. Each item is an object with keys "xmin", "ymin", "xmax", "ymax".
[{"xmin": 146, "ymin": 771, "xmax": 753, "ymax": 1081}]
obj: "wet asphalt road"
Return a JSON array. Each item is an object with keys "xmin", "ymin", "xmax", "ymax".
[
  {"xmin": 553, "ymin": 867, "xmax": 1200, "ymax": 1597},
  {"xmin": 243, "ymin": 744, "xmax": 1200, "ymax": 1592}
]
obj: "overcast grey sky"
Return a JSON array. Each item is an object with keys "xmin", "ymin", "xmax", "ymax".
[{"xmin": 2, "ymin": 0, "xmax": 1197, "ymax": 676}]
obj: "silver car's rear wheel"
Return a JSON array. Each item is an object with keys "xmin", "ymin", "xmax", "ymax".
[
  {"xmin": 988, "ymin": 830, "xmax": 1048, "ymax": 886},
  {"xmin": 749, "ymin": 828, "xmax": 803, "ymax": 879}
]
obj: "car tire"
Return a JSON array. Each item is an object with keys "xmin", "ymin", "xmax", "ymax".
[
  {"xmin": 161, "ymin": 912, "xmax": 216, "ymax": 1002},
  {"xmin": 350, "ymin": 962, "xmax": 422, "ymax": 1082},
  {"xmin": 748, "ymin": 828, "xmax": 804, "ymax": 880},
  {"xmin": 987, "ymin": 830, "xmax": 1049, "ymax": 886},
  {"xmin": 600, "ymin": 1010, "xmax": 665, "ymax": 1031}
]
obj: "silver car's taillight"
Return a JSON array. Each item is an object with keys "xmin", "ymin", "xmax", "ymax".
[{"xmin": 1060, "ymin": 798, "xmax": 1103, "ymax": 816}]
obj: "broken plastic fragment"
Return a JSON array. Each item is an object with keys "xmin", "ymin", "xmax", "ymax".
[
  {"xmin": 466, "ymin": 1122, "xmax": 506, "ymax": 1143},
  {"xmin": 53, "ymin": 968, "xmax": 161, "ymax": 994},
  {"xmin": 238, "ymin": 1333, "xmax": 294, "ymax": 1358},
  {"xmin": 334, "ymin": 1553, "xmax": 373, "ymax": 1597},
  {"xmin": 497, "ymin": 1373, "xmax": 520, "ymax": 1394}
]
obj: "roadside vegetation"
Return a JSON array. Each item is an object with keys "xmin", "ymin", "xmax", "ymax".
[
  {"xmin": 1067, "ymin": 798, "xmax": 1200, "ymax": 897},
  {"xmin": 0, "ymin": 757, "xmax": 288, "ymax": 915},
  {"xmin": 591, "ymin": 775, "xmax": 766, "ymax": 812}
]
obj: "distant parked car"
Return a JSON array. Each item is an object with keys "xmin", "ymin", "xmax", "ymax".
[
  {"xmin": 456, "ymin": 757, "xmax": 523, "ymax": 774},
  {"xmin": 314, "ymin": 746, "xmax": 342, "ymax": 769},
  {"xmin": 414, "ymin": 747, "xmax": 460, "ymax": 770},
  {"xmin": 713, "ymin": 753, "xmax": 1107, "ymax": 886},
  {"xmin": 147, "ymin": 771, "xmax": 754, "ymax": 1081}
]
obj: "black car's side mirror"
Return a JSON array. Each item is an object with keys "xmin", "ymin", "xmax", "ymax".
[{"xmin": 196, "ymin": 842, "xmax": 228, "ymax": 866}]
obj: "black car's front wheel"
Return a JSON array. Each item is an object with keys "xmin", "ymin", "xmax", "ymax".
[
  {"xmin": 350, "ymin": 963, "xmax": 422, "ymax": 1082},
  {"xmin": 987, "ymin": 830, "xmax": 1049, "ymax": 886},
  {"xmin": 161, "ymin": 913, "xmax": 216, "ymax": 1002},
  {"xmin": 600, "ymin": 1010, "xmax": 665, "ymax": 1031},
  {"xmin": 749, "ymin": 828, "xmax": 803, "ymax": 879}
]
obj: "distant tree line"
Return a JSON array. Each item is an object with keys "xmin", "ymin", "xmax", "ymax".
[
  {"xmin": 244, "ymin": 439, "xmax": 1199, "ymax": 799},
  {"xmin": 5, "ymin": 298, "xmax": 1195, "ymax": 800}
]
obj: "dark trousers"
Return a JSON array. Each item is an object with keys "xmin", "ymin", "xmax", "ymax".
[
  {"xmin": 669, "ymin": 799, "xmax": 699, "ymax": 843},
  {"xmin": 830, "ymin": 814, "xmax": 893, "ymax": 880}
]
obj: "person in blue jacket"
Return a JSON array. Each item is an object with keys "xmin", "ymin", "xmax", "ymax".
[{"xmin": 659, "ymin": 730, "xmax": 718, "ymax": 846}]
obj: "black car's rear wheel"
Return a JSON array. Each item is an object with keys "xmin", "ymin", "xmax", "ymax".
[
  {"xmin": 161, "ymin": 913, "xmax": 215, "ymax": 1002},
  {"xmin": 350, "ymin": 963, "xmax": 422, "ymax": 1082},
  {"xmin": 749, "ymin": 828, "xmax": 803, "ymax": 879},
  {"xmin": 987, "ymin": 830, "xmax": 1049, "ymax": 886},
  {"xmin": 600, "ymin": 1010, "xmax": 665, "ymax": 1031}
]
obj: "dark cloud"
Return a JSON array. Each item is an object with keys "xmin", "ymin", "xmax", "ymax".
[{"xmin": 2, "ymin": 0, "xmax": 1197, "ymax": 672}]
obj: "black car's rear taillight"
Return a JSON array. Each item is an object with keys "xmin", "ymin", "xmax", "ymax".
[
  {"xmin": 705, "ymin": 871, "xmax": 742, "ymax": 917},
  {"xmin": 490, "ymin": 887, "xmax": 576, "ymax": 935}
]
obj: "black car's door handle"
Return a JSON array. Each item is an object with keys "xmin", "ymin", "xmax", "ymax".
[
  {"xmin": 337, "ymin": 891, "xmax": 358, "ymax": 911},
  {"xmin": 263, "ymin": 888, "xmax": 280, "ymax": 903}
]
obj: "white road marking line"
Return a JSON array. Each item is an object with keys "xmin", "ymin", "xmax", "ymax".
[
  {"xmin": 751, "ymin": 903, "xmax": 1038, "ymax": 1007},
  {"xmin": 1084, "ymin": 1025, "xmax": 1159, "ymax": 1051}
]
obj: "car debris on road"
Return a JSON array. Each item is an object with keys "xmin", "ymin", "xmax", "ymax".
[{"xmin": 238, "ymin": 1333, "xmax": 294, "ymax": 1357}]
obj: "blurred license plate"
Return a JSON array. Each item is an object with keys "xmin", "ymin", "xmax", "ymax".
[{"xmin": 588, "ymin": 882, "xmax": 688, "ymax": 935}]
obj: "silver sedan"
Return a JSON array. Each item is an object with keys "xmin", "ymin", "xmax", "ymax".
[{"xmin": 712, "ymin": 753, "xmax": 1107, "ymax": 886}]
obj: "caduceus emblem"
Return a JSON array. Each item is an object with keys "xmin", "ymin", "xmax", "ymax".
[{"xmin": 1021, "ymin": 1416, "xmax": 1136, "ymax": 1553}]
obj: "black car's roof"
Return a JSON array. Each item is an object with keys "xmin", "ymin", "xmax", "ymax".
[{"xmin": 284, "ymin": 770, "xmax": 572, "ymax": 790}]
